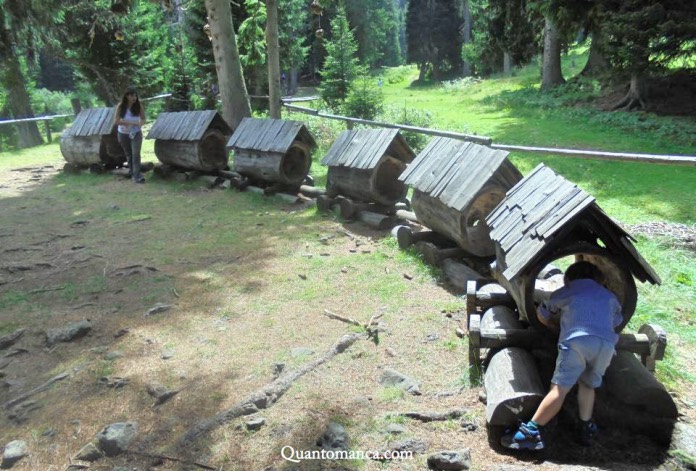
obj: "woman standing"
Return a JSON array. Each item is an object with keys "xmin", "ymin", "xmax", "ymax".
[{"xmin": 115, "ymin": 87, "xmax": 146, "ymax": 183}]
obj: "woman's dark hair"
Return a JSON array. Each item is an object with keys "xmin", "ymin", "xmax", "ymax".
[
  {"xmin": 118, "ymin": 87, "xmax": 141, "ymax": 117},
  {"xmin": 565, "ymin": 261, "xmax": 601, "ymax": 282}
]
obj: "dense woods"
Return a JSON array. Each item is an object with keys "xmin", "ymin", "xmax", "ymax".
[{"xmin": 0, "ymin": 0, "xmax": 694, "ymax": 149}]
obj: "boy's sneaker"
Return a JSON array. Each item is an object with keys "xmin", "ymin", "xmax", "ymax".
[
  {"xmin": 501, "ymin": 422, "xmax": 545, "ymax": 450},
  {"xmin": 579, "ymin": 420, "xmax": 598, "ymax": 447}
]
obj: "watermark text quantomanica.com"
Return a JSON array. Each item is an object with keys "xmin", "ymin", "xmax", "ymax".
[{"xmin": 281, "ymin": 446, "xmax": 413, "ymax": 463}]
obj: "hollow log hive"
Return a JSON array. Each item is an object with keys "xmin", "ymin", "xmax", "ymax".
[
  {"xmin": 147, "ymin": 110, "xmax": 232, "ymax": 172},
  {"xmin": 485, "ymin": 163, "xmax": 661, "ymax": 330},
  {"xmin": 60, "ymin": 107, "xmax": 125, "ymax": 168},
  {"xmin": 321, "ymin": 128, "xmax": 415, "ymax": 206},
  {"xmin": 227, "ymin": 118, "xmax": 316, "ymax": 186},
  {"xmin": 399, "ymin": 137, "xmax": 522, "ymax": 257}
]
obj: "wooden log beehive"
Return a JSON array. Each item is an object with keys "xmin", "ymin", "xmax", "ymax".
[
  {"xmin": 399, "ymin": 137, "xmax": 522, "ymax": 257},
  {"xmin": 321, "ymin": 129, "xmax": 415, "ymax": 206},
  {"xmin": 60, "ymin": 107, "xmax": 125, "ymax": 167},
  {"xmin": 486, "ymin": 164, "xmax": 661, "ymax": 331},
  {"xmin": 227, "ymin": 118, "xmax": 316, "ymax": 186},
  {"xmin": 146, "ymin": 111, "xmax": 232, "ymax": 172}
]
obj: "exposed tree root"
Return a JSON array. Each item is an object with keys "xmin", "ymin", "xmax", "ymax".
[
  {"xmin": 3, "ymin": 372, "xmax": 70, "ymax": 409},
  {"xmin": 177, "ymin": 333, "xmax": 363, "ymax": 446}
]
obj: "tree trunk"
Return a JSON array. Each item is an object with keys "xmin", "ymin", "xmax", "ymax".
[
  {"xmin": 205, "ymin": 0, "xmax": 252, "ymax": 131},
  {"xmin": 541, "ymin": 16, "xmax": 565, "ymax": 91},
  {"xmin": 266, "ymin": 0, "xmax": 282, "ymax": 119},
  {"xmin": 612, "ymin": 73, "xmax": 646, "ymax": 111},
  {"xmin": 503, "ymin": 51, "xmax": 512, "ymax": 75},
  {"xmin": 580, "ymin": 30, "xmax": 609, "ymax": 77},
  {"xmin": 0, "ymin": 45, "xmax": 43, "ymax": 149},
  {"xmin": 461, "ymin": 0, "xmax": 472, "ymax": 77},
  {"xmin": 289, "ymin": 68, "xmax": 299, "ymax": 95}
]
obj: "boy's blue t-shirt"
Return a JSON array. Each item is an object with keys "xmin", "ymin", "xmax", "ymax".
[{"xmin": 538, "ymin": 278, "xmax": 623, "ymax": 344}]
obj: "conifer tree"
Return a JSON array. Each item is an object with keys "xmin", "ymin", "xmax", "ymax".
[{"xmin": 319, "ymin": 3, "xmax": 362, "ymax": 109}]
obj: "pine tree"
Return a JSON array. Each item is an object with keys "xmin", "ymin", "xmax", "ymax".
[
  {"xmin": 406, "ymin": 0, "xmax": 464, "ymax": 82},
  {"xmin": 319, "ymin": 3, "xmax": 363, "ymax": 109}
]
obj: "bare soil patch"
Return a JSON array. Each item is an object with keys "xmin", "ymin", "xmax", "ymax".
[{"xmin": 0, "ymin": 161, "xmax": 692, "ymax": 470}]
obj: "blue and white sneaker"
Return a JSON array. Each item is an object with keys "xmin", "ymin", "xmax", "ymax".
[{"xmin": 501, "ymin": 422, "xmax": 545, "ymax": 450}]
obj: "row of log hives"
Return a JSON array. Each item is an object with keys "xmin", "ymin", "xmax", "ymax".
[{"xmin": 61, "ymin": 110, "xmax": 678, "ymax": 445}]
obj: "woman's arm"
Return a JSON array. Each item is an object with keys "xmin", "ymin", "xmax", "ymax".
[{"xmin": 114, "ymin": 104, "xmax": 122, "ymax": 127}]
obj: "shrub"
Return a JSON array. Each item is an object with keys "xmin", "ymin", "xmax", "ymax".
[
  {"xmin": 343, "ymin": 76, "xmax": 384, "ymax": 121},
  {"xmin": 379, "ymin": 105, "xmax": 433, "ymax": 153}
]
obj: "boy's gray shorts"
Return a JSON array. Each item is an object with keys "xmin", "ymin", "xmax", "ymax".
[{"xmin": 551, "ymin": 335, "xmax": 615, "ymax": 388}]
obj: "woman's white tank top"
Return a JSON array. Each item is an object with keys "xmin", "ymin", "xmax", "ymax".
[{"xmin": 118, "ymin": 108, "xmax": 141, "ymax": 134}]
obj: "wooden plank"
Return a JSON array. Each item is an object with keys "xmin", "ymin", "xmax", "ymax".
[
  {"xmin": 417, "ymin": 139, "xmax": 463, "ymax": 193},
  {"xmin": 226, "ymin": 117, "xmax": 250, "ymax": 148},
  {"xmin": 446, "ymin": 145, "xmax": 503, "ymax": 208},
  {"xmin": 428, "ymin": 141, "xmax": 474, "ymax": 198},
  {"xmin": 344, "ymin": 130, "xmax": 376, "ymax": 168},
  {"xmin": 184, "ymin": 111, "xmax": 211, "ymax": 141},
  {"xmin": 536, "ymin": 193, "xmax": 594, "ymax": 238},
  {"xmin": 257, "ymin": 119, "xmax": 286, "ymax": 151},
  {"xmin": 400, "ymin": 136, "xmax": 450, "ymax": 185},
  {"xmin": 321, "ymin": 130, "xmax": 353, "ymax": 166},
  {"xmin": 354, "ymin": 129, "xmax": 390, "ymax": 169},
  {"xmin": 264, "ymin": 120, "xmax": 291, "ymax": 152},
  {"xmin": 434, "ymin": 143, "xmax": 481, "ymax": 204},
  {"xmin": 398, "ymin": 136, "xmax": 445, "ymax": 183}
]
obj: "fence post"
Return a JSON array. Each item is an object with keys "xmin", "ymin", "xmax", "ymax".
[
  {"xmin": 43, "ymin": 106, "xmax": 52, "ymax": 143},
  {"xmin": 70, "ymin": 98, "xmax": 82, "ymax": 116}
]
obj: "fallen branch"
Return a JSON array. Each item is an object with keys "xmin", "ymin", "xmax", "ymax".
[
  {"xmin": 3, "ymin": 372, "xmax": 70, "ymax": 409},
  {"xmin": 178, "ymin": 333, "xmax": 362, "ymax": 445},
  {"xmin": 0, "ymin": 328, "xmax": 25, "ymax": 350},
  {"xmin": 323, "ymin": 309, "xmax": 362, "ymax": 327},
  {"xmin": 28, "ymin": 286, "xmax": 65, "ymax": 295},
  {"xmin": 400, "ymin": 409, "xmax": 467, "ymax": 422},
  {"xmin": 125, "ymin": 450, "xmax": 217, "ymax": 470}
]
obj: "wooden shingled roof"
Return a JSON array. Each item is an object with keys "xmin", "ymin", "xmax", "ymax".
[
  {"xmin": 146, "ymin": 110, "xmax": 231, "ymax": 141},
  {"xmin": 63, "ymin": 107, "xmax": 116, "ymax": 137},
  {"xmin": 320, "ymin": 128, "xmax": 415, "ymax": 169},
  {"xmin": 398, "ymin": 137, "xmax": 522, "ymax": 211},
  {"xmin": 486, "ymin": 164, "xmax": 661, "ymax": 284},
  {"xmin": 226, "ymin": 118, "xmax": 316, "ymax": 153}
]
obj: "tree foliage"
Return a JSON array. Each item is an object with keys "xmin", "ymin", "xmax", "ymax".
[
  {"xmin": 319, "ymin": 4, "xmax": 363, "ymax": 109},
  {"xmin": 406, "ymin": 0, "xmax": 464, "ymax": 81}
]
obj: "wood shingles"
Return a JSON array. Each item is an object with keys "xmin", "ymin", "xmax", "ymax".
[
  {"xmin": 321, "ymin": 128, "xmax": 415, "ymax": 169},
  {"xmin": 486, "ymin": 164, "xmax": 660, "ymax": 284},
  {"xmin": 146, "ymin": 111, "xmax": 231, "ymax": 141},
  {"xmin": 399, "ymin": 137, "xmax": 521, "ymax": 210},
  {"xmin": 226, "ymin": 118, "xmax": 316, "ymax": 153},
  {"xmin": 63, "ymin": 107, "xmax": 117, "ymax": 137}
]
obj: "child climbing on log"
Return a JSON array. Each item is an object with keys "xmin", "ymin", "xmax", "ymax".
[{"xmin": 501, "ymin": 261, "xmax": 622, "ymax": 450}]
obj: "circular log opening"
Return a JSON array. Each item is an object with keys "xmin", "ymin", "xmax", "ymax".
[
  {"xmin": 280, "ymin": 141, "xmax": 311, "ymax": 185},
  {"xmin": 372, "ymin": 156, "xmax": 407, "ymax": 203},
  {"xmin": 524, "ymin": 243, "xmax": 637, "ymax": 332},
  {"xmin": 460, "ymin": 186, "xmax": 507, "ymax": 257},
  {"xmin": 199, "ymin": 129, "xmax": 228, "ymax": 170}
]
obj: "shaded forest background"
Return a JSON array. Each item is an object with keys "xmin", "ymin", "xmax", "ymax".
[{"xmin": 1, "ymin": 0, "xmax": 695, "ymax": 150}]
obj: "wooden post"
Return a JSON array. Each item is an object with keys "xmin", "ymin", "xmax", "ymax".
[
  {"xmin": 484, "ymin": 347, "xmax": 545, "ymax": 426},
  {"xmin": 414, "ymin": 241, "xmax": 466, "ymax": 267},
  {"xmin": 442, "ymin": 259, "xmax": 483, "ymax": 293},
  {"xmin": 43, "ymin": 106, "xmax": 52, "ymax": 143},
  {"xmin": 468, "ymin": 313, "xmax": 482, "ymax": 384},
  {"xmin": 357, "ymin": 211, "xmax": 395, "ymax": 230},
  {"xmin": 603, "ymin": 350, "xmax": 678, "ymax": 419}
]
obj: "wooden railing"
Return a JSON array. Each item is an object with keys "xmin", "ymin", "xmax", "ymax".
[{"xmin": 283, "ymin": 103, "xmax": 696, "ymax": 167}]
